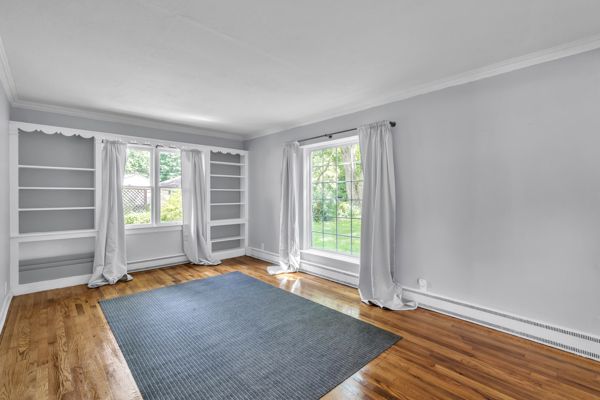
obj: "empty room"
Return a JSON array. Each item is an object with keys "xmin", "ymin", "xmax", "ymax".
[{"xmin": 0, "ymin": 1, "xmax": 599, "ymax": 399}]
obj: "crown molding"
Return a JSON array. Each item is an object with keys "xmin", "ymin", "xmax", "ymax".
[
  {"xmin": 247, "ymin": 33, "xmax": 600, "ymax": 141},
  {"xmin": 11, "ymin": 99, "xmax": 246, "ymax": 141},
  {"xmin": 0, "ymin": 34, "xmax": 17, "ymax": 103}
]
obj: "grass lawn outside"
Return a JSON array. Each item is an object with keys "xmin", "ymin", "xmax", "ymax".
[{"xmin": 311, "ymin": 218, "xmax": 361, "ymax": 256}]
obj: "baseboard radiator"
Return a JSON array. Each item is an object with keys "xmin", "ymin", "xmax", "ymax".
[{"xmin": 246, "ymin": 247, "xmax": 600, "ymax": 361}]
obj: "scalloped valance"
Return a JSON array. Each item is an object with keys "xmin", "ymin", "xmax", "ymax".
[{"xmin": 10, "ymin": 121, "xmax": 246, "ymax": 156}]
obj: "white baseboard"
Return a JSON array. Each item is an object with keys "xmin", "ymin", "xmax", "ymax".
[
  {"xmin": 245, "ymin": 247, "xmax": 279, "ymax": 264},
  {"xmin": 299, "ymin": 259, "xmax": 358, "ymax": 287},
  {"xmin": 246, "ymin": 247, "xmax": 359, "ymax": 287},
  {"xmin": 128, "ymin": 254, "xmax": 189, "ymax": 272},
  {"xmin": 214, "ymin": 248, "xmax": 246, "ymax": 260},
  {"xmin": 12, "ymin": 255, "xmax": 191, "ymax": 295},
  {"xmin": 0, "ymin": 290, "xmax": 14, "ymax": 336},
  {"xmin": 402, "ymin": 287, "xmax": 600, "ymax": 361},
  {"xmin": 13, "ymin": 274, "xmax": 92, "ymax": 295}
]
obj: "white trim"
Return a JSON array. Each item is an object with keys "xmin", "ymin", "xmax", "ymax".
[
  {"xmin": 245, "ymin": 247, "xmax": 280, "ymax": 264},
  {"xmin": 12, "ymin": 274, "xmax": 92, "ymax": 296},
  {"xmin": 11, "ymin": 255, "xmax": 191, "ymax": 295},
  {"xmin": 402, "ymin": 287, "xmax": 600, "ymax": 361},
  {"xmin": 246, "ymin": 246, "xmax": 360, "ymax": 287},
  {"xmin": 18, "ymin": 165, "xmax": 95, "ymax": 171},
  {"xmin": 11, "ymin": 99, "xmax": 245, "ymax": 141},
  {"xmin": 19, "ymin": 187, "xmax": 95, "ymax": 191},
  {"xmin": 210, "ymin": 218, "xmax": 247, "ymax": 226},
  {"xmin": 300, "ymin": 135, "xmax": 359, "ymax": 150},
  {"xmin": 12, "ymin": 229, "xmax": 98, "ymax": 242},
  {"xmin": 19, "ymin": 207, "xmax": 95, "ymax": 211},
  {"xmin": 301, "ymin": 249, "xmax": 359, "ymax": 265},
  {"xmin": 211, "ymin": 236, "xmax": 244, "ymax": 243},
  {"xmin": 127, "ymin": 255, "xmax": 189, "ymax": 272},
  {"xmin": 299, "ymin": 259, "xmax": 358, "ymax": 287},
  {"xmin": 11, "ymin": 121, "xmax": 248, "ymax": 155},
  {"xmin": 248, "ymin": 34, "xmax": 600, "ymax": 140},
  {"xmin": 125, "ymin": 225, "xmax": 182, "ymax": 235},
  {"xmin": 213, "ymin": 248, "xmax": 246, "ymax": 260},
  {"xmin": 0, "ymin": 34, "xmax": 16, "ymax": 103},
  {"xmin": 0, "ymin": 290, "xmax": 14, "ymax": 336}
]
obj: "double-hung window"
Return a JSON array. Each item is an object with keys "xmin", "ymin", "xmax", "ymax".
[
  {"xmin": 123, "ymin": 146, "xmax": 182, "ymax": 226},
  {"xmin": 308, "ymin": 138, "xmax": 362, "ymax": 257}
]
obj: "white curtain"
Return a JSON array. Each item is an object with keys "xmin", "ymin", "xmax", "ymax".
[
  {"xmin": 88, "ymin": 141, "xmax": 132, "ymax": 288},
  {"xmin": 267, "ymin": 142, "xmax": 300, "ymax": 275},
  {"xmin": 181, "ymin": 149, "xmax": 220, "ymax": 265},
  {"xmin": 358, "ymin": 121, "xmax": 416, "ymax": 310}
]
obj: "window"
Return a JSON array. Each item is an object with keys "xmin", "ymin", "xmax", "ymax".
[
  {"xmin": 310, "ymin": 140, "xmax": 362, "ymax": 256},
  {"xmin": 123, "ymin": 146, "xmax": 182, "ymax": 225}
]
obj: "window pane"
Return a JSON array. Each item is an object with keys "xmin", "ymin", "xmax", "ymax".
[
  {"xmin": 351, "ymin": 219, "xmax": 361, "ymax": 238},
  {"xmin": 159, "ymin": 151, "xmax": 181, "ymax": 185},
  {"xmin": 323, "ymin": 182, "xmax": 336, "ymax": 198},
  {"xmin": 323, "ymin": 234, "xmax": 337, "ymax": 251},
  {"xmin": 337, "ymin": 181, "xmax": 349, "ymax": 202},
  {"xmin": 158, "ymin": 151, "xmax": 182, "ymax": 224},
  {"xmin": 337, "ymin": 218, "xmax": 351, "ymax": 235},
  {"xmin": 337, "ymin": 201, "xmax": 350, "ymax": 218},
  {"xmin": 352, "ymin": 181, "xmax": 363, "ymax": 201},
  {"xmin": 160, "ymin": 188, "xmax": 182, "ymax": 223},
  {"xmin": 322, "ymin": 198, "xmax": 336, "ymax": 218},
  {"xmin": 123, "ymin": 187, "xmax": 152, "ymax": 225},
  {"xmin": 351, "ymin": 200, "xmax": 362, "ymax": 218},
  {"xmin": 124, "ymin": 148, "xmax": 152, "ymax": 225},
  {"xmin": 125, "ymin": 148, "xmax": 151, "ymax": 181},
  {"xmin": 312, "ymin": 165, "xmax": 326, "ymax": 183},
  {"xmin": 312, "ymin": 219, "xmax": 323, "ymax": 233},
  {"xmin": 311, "ymin": 149, "xmax": 324, "ymax": 166},
  {"xmin": 312, "ymin": 201, "xmax": 324, "ymax": 226},
  {"xmin": 323, "ymin": 219, "xmax": 336, "ymax": 235},
  {"xmin": 338, "ymin": 236, "xmax": 351, "ymax": 255},
  {"xmin": 351, "ymin": 238, "xmax": 361, "ymax": 256},
  {"xmin": 312, "ymin": 232, "xmax": 324, "ymax": 249},
  {"xmin": 353, "ymin": 163, "xmax": 363, "ymax": 181},
  {"xmin": 312, "ymin": 183, "xmax": 323, "ymax": 200},
  {"xmin": 352, "ymin": 144, "xmax": 361, "ymax": 163}
]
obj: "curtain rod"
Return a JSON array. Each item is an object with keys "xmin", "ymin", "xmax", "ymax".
[{"xmin": 298, "ymin": 121, "xmax": 396, "ymax": 144}]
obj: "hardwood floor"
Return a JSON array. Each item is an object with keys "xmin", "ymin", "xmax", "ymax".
[{"xmin": 0, "ymin": 256, "xmax": 598, "ymax": 400}]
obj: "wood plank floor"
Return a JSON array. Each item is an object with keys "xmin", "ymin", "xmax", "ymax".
[{"xmin": 0, "ymin": 256, "xmax": 598, "ymax": 400}]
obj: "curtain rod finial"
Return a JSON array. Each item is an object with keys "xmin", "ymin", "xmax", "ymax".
[{"xmin": 390, "ymin": 121, "xmax": 396, "ymax": 127}]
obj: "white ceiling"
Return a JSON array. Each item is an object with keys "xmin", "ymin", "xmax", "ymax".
[{"xmin": 1, "ymin": 0, "xmax": 600, "ymax": 138}]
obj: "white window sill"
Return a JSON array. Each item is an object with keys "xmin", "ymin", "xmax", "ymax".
[
  {"xmin": 301, "ymin": 249, "xmax": 359, "ymax": 266},
  {"xmin": 125, "ymin": 224, "xmax": 182, "ymax": 234}
]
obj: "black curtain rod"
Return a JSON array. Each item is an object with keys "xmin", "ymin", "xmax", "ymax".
[{"xmin": 298, "ymin": 121, "xmax": 396, "ymax": 144}]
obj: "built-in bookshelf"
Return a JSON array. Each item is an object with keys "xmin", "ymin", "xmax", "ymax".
[
  {"xmin": 208, "ymin": 151, "xmax": 248, "ymax": 259},
  {"xmin": 17, "ymin": 131, "xmax": 96, "ymax": 234}
]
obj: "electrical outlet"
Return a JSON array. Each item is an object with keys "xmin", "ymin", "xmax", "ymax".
[{"xmin": 417, "ymin": 278, "xmax": 428, "ymax": 291}]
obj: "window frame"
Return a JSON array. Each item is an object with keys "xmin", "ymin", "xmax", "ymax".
[
  {"xmin": 123, "ymin": 145, "xmax": 183, "ymax": 229},
  {"xmin": 302, "ymin": 135, "xmax": 361, "ymax": 259}
]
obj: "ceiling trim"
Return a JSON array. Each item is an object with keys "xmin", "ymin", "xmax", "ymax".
[
  {"xmin": 247, "ymin": 33, "xmax": 600, "ymax": 140},
  {"xmin": 0, "ymin": 34, "xmax": 17, "ymax": 103},
  {"xmin": 11, "ymin": 99, "xmax": 246, "ymax": 140}
]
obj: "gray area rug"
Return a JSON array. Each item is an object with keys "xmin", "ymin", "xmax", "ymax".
[{"xmin": 100, "ymin": 271, "xmax": 400, "ymax": 400}]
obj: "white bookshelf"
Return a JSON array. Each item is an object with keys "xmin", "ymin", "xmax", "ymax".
[{"xmin": 208, "ymin": 151, "xmax": 248, "ymax": 259}]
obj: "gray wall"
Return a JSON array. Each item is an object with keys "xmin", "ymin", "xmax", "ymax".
[
  {"xmin": 246, "ymin": 48, "xmax": 600, "ymax": 335},
  {"xmin": 0, "ymin": 85, "xmax": 9, "ymax": 304},
  {"xmin": 10, "ymin": 107, "xmax": 244, "ymax": 149}
]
